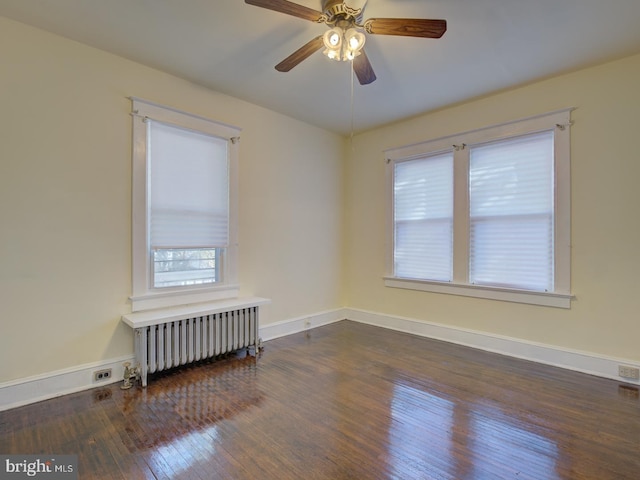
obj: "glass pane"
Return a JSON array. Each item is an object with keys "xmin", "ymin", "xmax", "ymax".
[
  {"xmin": 153, "ymin": 248, "xmax": 218, "ymax": 288},
  {"xmin": 470, "ymin": 131, "xmax": 553, "ymax": 216},
  {"xmin": 470, "ymin": 215, "xmax": 553, "ymax": 291},
  {"xmin": 395, "ymin": 218, "xmax": 453, "ymax": 281}
]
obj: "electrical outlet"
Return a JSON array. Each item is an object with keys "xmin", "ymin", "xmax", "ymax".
[
  {"xmin": 618, "ymin": 365, "xmax": 640, "ymax": 380},
  {"xmin": 94, "ymin": 369, "xmax": 112, "ymax": 382}
]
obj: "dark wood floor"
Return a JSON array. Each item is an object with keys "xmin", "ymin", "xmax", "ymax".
[{"xmin": 1, "ymin": 320, "xmax": 639, "ymax": 479}]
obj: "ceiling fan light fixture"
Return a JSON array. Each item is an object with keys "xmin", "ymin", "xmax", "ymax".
[
  {"xmin": 322, "ymin": 26, "xmax": 365, "ymax": 62},
  {"xmin": 324, "ymin": 48, "xmax": 340, "ymax": 60},
  {"xmin": 323, "ymin": 28, "xmax": 343, "ymax": 48},
  {"xmin": 344, "ymin": 28, "xmax": 365, "ymax": 52},
  {"xmin": 322, "ymin": 27, "xmax": 343, "ymax": 61}
]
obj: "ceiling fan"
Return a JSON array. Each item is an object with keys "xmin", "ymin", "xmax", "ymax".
[{"xmin": 245, "ymin": 0, "xmax": 447, "ymax": 85}]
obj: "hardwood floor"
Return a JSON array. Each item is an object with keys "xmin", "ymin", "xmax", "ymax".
[{"xmin": 1, "ymin": 320, "xmax": 639, "ymax": 479}]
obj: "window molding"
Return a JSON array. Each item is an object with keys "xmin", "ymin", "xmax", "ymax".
[
  {"xmin": 129, "ymin": 97, "xmax": 241, "ymax": 312},
  {"xmin": 384, "ymin": 277, "xmax": 574, "ymax": 308},
  {"xmin": 385, "ymin": 108, "xmax": 574, "ymax": 308}
]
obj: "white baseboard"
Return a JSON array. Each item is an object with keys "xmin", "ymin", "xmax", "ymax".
[
  {"xmin": 260, "ymin": 308, "xmax": 347, "ymax": 342},
  {"xmin": 3, "ymin": 306, "xmax": 637, "ymax": 411},
  {"xmin": 0, "ymin": 309, "xmax": 347, "ymax": 412},
  {"xmin": 345, "ymin": 308, "xmax": 640, "ymax": 386},
  {"xmin": 0, "ymin": 355, "xmax": 135, "ymax": 412}
]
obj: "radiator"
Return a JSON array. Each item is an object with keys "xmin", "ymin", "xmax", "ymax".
[{"xmin": 122, "ymin": 298, "xmax": 269, "ymax": 387}]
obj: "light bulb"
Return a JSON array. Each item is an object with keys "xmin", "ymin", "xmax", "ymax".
[
  {"xmin": 344, "ymin": 28, "xmax": 365, "ymax": 53},
  {"xmin": 323, "ymin": 28, "xmax": 343, "ymax": 50}
]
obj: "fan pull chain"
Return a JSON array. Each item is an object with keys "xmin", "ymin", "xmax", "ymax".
[{"xmin": 350, "ymin": 61, "xmax": 355, "ymax": 150}]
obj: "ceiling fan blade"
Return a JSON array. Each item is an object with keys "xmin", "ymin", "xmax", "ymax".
[
  {"xmin": 353, "ymin": 49, "xmax": 376, "ymax": 85},
  {"xmin": 364, "ymin": 18, "xmax": 447, "ymax": 38},
  {"xmin": 245, "ymin": 0, "xmax": 324, "ymax": 22},
  {"xmin": 275, "ymin": 35, "xmax": 324, "ymax": 72}
]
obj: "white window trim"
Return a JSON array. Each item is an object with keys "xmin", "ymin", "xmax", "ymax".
[
  {"xmin": 384, "ymin": 109, "xmax": 574, "ymax": 308},
  {"xmin": 130, "ymin": 97, "xmax": 241, "ymax": 312}
]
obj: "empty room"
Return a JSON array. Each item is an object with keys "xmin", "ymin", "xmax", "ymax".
[{"xmin": 1, "ymin": 1, "xmax": 640, "ymax": 479}]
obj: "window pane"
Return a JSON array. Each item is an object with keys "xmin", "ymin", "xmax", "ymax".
[
  {"xmin": 394, "ymin": 153, "xmax": 453, "ymax": 281},
  {"xmin": 470, "ymin": 215, "xmax": 553, "ymax": 290},
  {"xmin": 153, "ymin": 248, "xmax": 218, "ymax": 288},
  {"xmin": 395, "ymin": 218, "xmax": 453, "ymax": 281},
  {"xmin": 469, "ymin": 131, "xmax": 554, "ymax": 291}
]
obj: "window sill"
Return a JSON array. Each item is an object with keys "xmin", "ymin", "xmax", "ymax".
[
  {"xmin": 130, "ymin": 284, "xmax": 240, "ymax": 312},
  {"xmin": 384, "ymin": 277, "xmax": 573, "ymax": 308}
]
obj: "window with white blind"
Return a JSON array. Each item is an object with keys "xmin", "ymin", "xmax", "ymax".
[
  {"xmin": 394, "ymin": 153, "xmax": 454, "ymax": 282},
  {"xmin": 148, "ymin": 121, "xmax": 228, "ymax": 288},
  {"xmin": 385, "ymin": 109, "xmax": 572, "ymax": 308},
  {"xmin": 469, "ymin": 131, "xmax": 554, "ymax": 292},
  {"xmin": 130, "ymin": 98, "xmax": 241, "ymax": 311}
]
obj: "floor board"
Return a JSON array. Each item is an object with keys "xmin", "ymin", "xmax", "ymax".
[{"xmin": 1, "ymin": 320, "xmax": 639, "ymax": 479}]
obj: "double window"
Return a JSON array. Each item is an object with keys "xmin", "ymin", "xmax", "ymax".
[
  {"xmin": 130, "ymin": 98, "xmax": 241, "ymax": 311},
  {"xmin": 386, "ymin": 110, "xmax": 572, "ymax": 308}
]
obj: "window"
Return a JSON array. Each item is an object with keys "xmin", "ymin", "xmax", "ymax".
[
  {"xmin": 130, "ymin": 98, "xmax": 241, "ymax": 311},
  {"xmin": 468, "ymin": 131, "xmax": 555, "ymax": 292},
  {"xmin": 394, "ymin": 152, "xmax": 453, "ymax": 282},
  {"xmin": 385, "ymin": 109, "xmax": 572, "ymax": 308}
]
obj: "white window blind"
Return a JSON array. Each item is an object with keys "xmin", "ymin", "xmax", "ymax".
[
  {"xmin": 148, "ymin": 120, "xmax": 229, "ymax": 249},
  {"xmin": 469, "ymin": 130, "xmax": 554, "ymax": 291},
  {"xmin": 394, "ymin": 153, "xmax": 454, "ymax": 282}
]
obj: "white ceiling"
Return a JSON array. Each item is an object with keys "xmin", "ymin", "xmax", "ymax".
[{"xmin": 2, "ymin": 0, "xmax": 640, "ymax": 135}]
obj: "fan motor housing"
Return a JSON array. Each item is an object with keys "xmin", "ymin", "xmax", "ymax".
[{"xmin": 322, "ymin": 1, "xmax": 362, "ymax": 23}]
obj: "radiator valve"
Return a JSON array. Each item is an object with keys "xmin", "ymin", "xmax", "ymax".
[
  {"xmin": 121, "ymin": 362, "xmax": 140, "ymax": 390},
  {"xmin": 248, "ymin": 338, "xmax": 264, "ymax": 357}
]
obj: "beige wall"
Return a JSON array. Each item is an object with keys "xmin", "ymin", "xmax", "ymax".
[
  {"xmin": 0, "ymin": 17, "xmax": 345, "ymax": 383},
  {"xmin": 345, "ymin": 53, "xmax": 640, "ymax": 362},
  {"xmin": 2, "ymin": 13, "xmax": 639, "ymax": 387}
]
